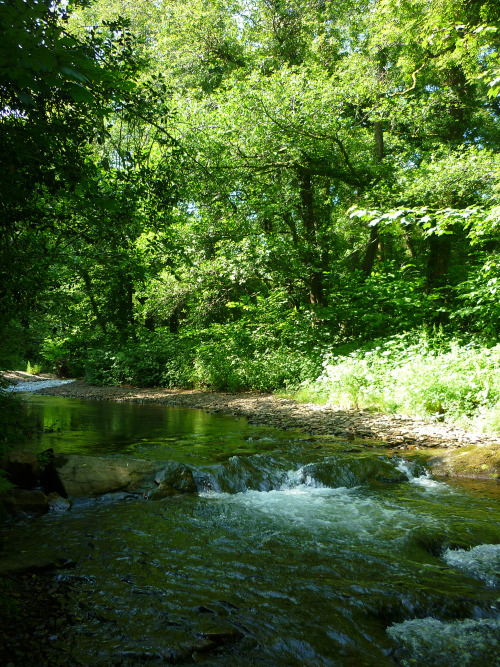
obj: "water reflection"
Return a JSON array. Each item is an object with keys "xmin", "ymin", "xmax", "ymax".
[{"xmin": 21, "ymin": 394, "xmax": 291, "ymax": 462}]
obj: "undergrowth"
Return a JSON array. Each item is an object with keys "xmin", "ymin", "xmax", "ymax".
[
  {"xmin": 290, "ymin": 331, "xmax": 500, "ymax": 434},
  {"xmin": 41, "ymin": 322, "xmax": 322, "ymax": 392}
]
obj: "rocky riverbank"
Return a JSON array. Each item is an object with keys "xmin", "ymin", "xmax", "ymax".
[
  {"xmin": 29, "ymin": 379, "xmax": 500, "ymax": 481},
  {"xmin": 34, "ymin": 379, "xmax": 499, "ymax": 448}
]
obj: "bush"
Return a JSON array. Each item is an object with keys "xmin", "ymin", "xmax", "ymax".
[
  {"xmin": 296, "ymin": 331, "xmax": 500, "ymax": 433},
  {"xmin": 83, "ymin": 331, "xmax": 194, "ymax": 387},
  {"xmin": 192, "ymin": 340, "xmax": 319, "ymax": 392},
  {"xmin": 45, "ymin": 316, "xmax": 322, "ymax": 393}
]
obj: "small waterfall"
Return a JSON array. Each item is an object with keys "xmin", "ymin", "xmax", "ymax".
[
  {"xmin": 196, "ymin": 453, "xmax": 411, "ymax": 496},
  {"xmin": 395, "ymin": 458, "xmax": 448, "ymax": 491}
]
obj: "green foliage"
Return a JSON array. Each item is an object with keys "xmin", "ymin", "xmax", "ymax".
[
  {"xmin": 26, "ymin": 361, "xmax": 42, "ymax": 376},
  {"xmin": 325, "ymin": 266, "xmax": 441, "ymax": 341},
  {"xmin": 3, "ymin": 0, "xmax": 500, "ymax": 415},
  {"xmin": 296, "ymin": 331, "xmax": 500, "ymax": 433},
  {"xmin": 190, "ymin": 322, "xmax": 320, "ymax": 392},
  {"xmin": 453, "ymin": 257, "xmax": 500, "ymax": 336},
  {"xmin": 42, "ymin": 318, "xmax": 321, "ymax": 393},
  {"xmin": 82, "ymin": 331, "xmax": 193, "ymax": 387}
]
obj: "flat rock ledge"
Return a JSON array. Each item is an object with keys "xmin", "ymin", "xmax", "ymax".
[{"xmin": 35, "ymin": 381, "xmax": 500, "ymax": 451}]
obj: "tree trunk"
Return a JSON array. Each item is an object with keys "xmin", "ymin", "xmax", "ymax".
[
  {"xmin": 361, "ymin": 225, "xmax": 380, "ymax": 276},
  {"xmin": 80, "ymin": 269, "xmax": 107, "ymax": 334},
  {"xmin": 299, "ymin": 170, "xmax": 326, "ymax": 306},
  {"xmin": 115, "ymin": 274, "xmax": 136, "ymax": 340},
  {"xmin": 426, "ymin": 233, "xmax": 452, "ymax": 292}
]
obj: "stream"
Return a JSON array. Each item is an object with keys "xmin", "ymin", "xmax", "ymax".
[{"xmin": 2, "ymin": 392, "xmax": 500, "ymax": 665}]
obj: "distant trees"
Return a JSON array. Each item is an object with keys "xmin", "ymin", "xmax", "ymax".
[{"xmin": 1, "ymin": 0, "xmax": 500, "ymax": 384}]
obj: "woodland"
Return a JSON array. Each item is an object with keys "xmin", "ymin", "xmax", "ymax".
[{"xmin": 2, "ymin": 0, "xmax": 500, "ymax": 432}]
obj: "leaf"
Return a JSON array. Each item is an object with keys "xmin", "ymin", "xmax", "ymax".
[
  {"xmin": 60, "ymin": 66, "xmax": 89, "ymax": 83},
  {"xmin": 66, "ymin": 82, "xmax": 94, "ymax": 104}
]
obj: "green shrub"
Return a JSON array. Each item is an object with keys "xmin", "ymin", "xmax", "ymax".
[
  {"xmin": 192, "ymin": 340, "xmax": 319, "ymax": 392},
  {"xmin": 189, "ymin": 320, "xmax": 321, "ymax": 392},
  {"xmin": 296, "ymin": 331, "xmax": 500, "ymax": 433},
  {"xmin": 82, "ymin": 331, "xmax": 195, "ymax": 387},
  {"xmin": 57, "ymin": 317, "xmax": 322, "ymax": 393},
  {"xmin": 40, "ymin": 336, "xmax": 87, "ymax": 377},
  {"xmin": 26, "ymin": 361, "xmax": 42, "ymax": 375}
]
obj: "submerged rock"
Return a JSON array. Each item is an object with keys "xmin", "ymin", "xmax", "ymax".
[
  {"xmin": 1, "ymin": 488, "xmax": 48, "ymax": 515},
  {"xmin": 1, "ymin": 449, "xmax": 40, "ymax": 489},
  {"xmin": 43, "ymin": 454, "xmax": 156, "ymax": 497},
  {"xmin": 47, "ymin": 492, "xmax": 71, "ymax": 512},
  {"xmin": 150, "ymin": 465, "xmax": 198, "ymax": 499},
  {"xmin": 300, "ymin": 455, "xmax": 408, "ymax": 489},
  {"xmin": 198, "ymin": 625, "xmax": 244, "ymax": 645},
  {"xmin": 0, "ymin": 554, "xmax": 75, "ymax": 577}
]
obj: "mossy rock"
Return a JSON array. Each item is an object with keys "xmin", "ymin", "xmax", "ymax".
[
  {"xmin": 150, "ymin": 465, "xmax": 198, "ymax": 500},
  {"xmin": 45, "ymin": 454, "xmax": 156, "ymax": 497},
  {"xmin": 429, "ymin": 444, "xmax": 500, "ymax": 480},
  {"xmin": 1, "ymin": 488, "xmax": 48, "ymax": 515}
]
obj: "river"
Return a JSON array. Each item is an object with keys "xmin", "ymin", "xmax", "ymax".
[{"xmin": 2, "ymin": 392, "xmax": 500, "ymax": 665}]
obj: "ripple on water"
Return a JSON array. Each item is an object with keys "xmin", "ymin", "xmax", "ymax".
[{"xmin": 6, "ymin": 379, "xmax": 75, "ymax": 393}]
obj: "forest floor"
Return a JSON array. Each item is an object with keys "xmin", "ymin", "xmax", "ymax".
[{"xmin": 22, "ymin": 375, "xmax": 500, "ymax": 451}]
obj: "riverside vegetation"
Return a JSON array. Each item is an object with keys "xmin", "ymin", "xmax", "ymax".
[{"xmin": 2, "ymin": 0, "xmax": 500, "ymax": 435}]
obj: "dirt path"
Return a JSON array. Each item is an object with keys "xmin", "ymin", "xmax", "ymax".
[{"xmin": 32, "ymin": 379, "xmax": 500, "ymax": 451}]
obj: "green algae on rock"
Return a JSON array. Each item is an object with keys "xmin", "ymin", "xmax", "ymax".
[{"xmin": 429, "ymin": 444, "xmax": 500, "ymax": 480}]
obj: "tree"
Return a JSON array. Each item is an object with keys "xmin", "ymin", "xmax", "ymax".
[{"xmin": 0, "ymin": 0, "xmax": 176, "ymax": 346}]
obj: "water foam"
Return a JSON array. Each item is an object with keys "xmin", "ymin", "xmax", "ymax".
[
  {"xmin": 388, "ymin": 617, "xmax": 500, "ymax": 666},
  {"xmin": 396, "ymin": 459, "xmax": 449, "ymax": 491},
  {"xmin": 443, "ymin": 543, "xmax": 500, "ymax": 588}
]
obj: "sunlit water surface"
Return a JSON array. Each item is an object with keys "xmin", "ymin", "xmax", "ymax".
[{"xmin": 2, "ymin": 393, "xmax": 500, "ymax": 666}]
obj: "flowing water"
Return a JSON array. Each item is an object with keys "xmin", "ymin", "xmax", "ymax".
[{"xmin": 2, "ymin": 393, "xmax": 500, "ymax": 666}]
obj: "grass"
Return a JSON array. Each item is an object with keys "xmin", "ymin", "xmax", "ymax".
[{"xmin": 286, "ymin": 332, "xmax": 500, "ymax": 435}]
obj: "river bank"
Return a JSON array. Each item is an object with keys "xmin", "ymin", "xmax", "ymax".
[
  {"xmin": 31, "ymin": 379, "xmax": 500, "ymax": 481},
  {"xmin": 31, "ymin": 378, "xmax": 500, "ymax": 449},
  {"xmin": 3, "ymin": 372, "xmax": 500, "ymax": 478}
]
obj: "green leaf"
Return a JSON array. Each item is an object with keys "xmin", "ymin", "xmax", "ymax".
[
  {"xmin": 67, "ymin": 82, "xmax": 94, "ymax": 104},
  {"xmin": 60, "ymin": 66, "xmax": 89, "ymax": 83}
]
